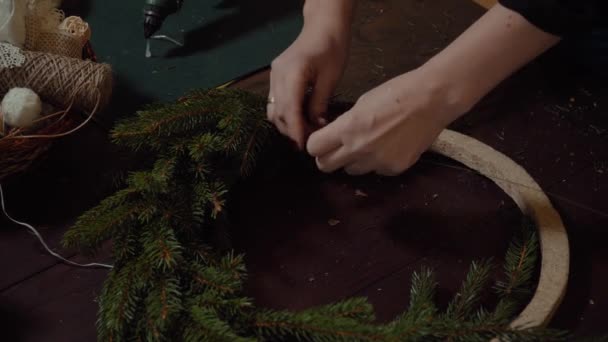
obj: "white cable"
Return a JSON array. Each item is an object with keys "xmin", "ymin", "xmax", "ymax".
[{"xmin": 0, "ymin": 184, "xmax": 114, "ymax": 270}]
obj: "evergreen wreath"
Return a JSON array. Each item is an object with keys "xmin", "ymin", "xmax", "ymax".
[{"xmin": 63, "ymin": 88, "xmax": 568, "ymax": 341}]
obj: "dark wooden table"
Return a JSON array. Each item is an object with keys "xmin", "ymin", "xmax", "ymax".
[{"xmin": 2, "ymin": 1, "xmax": 607, "ymax": 340}]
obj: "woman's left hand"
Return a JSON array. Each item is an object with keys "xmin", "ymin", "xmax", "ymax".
[{"xmin": 306, "ymin": 67, "xmax": 467, "ymax": 176}]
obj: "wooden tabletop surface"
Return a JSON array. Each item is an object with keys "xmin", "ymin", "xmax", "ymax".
[{"xmin": 1, "ymin": 1, "xmax": 607, "ymax": 340}]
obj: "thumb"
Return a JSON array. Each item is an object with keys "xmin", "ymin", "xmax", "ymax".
[{"xmin": 307, "ymin": 76, "xmax": 337, "ymax": 127}]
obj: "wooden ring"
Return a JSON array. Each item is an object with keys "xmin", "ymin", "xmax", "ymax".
[{"xmin": 431, "ymin": 129, "xmax": 569, "ymax": 328}]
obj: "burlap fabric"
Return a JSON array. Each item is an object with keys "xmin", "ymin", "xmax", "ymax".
[{"xmin": 24, "ymin": 13, "xmax": 88, "ymax": 59}]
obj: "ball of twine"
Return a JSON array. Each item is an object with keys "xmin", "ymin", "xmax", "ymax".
[
  {"xmin": 58, "ymin": 16, "xmax": 91, "ymax": 43},
  {"xmin": 0, "ymin": 49, "xmax": 112, "ymax": 113}
]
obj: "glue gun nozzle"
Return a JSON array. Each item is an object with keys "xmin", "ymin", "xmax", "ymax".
[
  {"xmin": 144, "ymin": 25, "xmax": 155, "ymax": 39},
  {"xmin": 144, "ymin": 21, "xmax": 160, "ymax": 39}
]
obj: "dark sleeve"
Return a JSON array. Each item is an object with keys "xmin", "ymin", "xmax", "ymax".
[{"xmin": 498, "ymin": 0, "xmax": 606, "ymax": 36}]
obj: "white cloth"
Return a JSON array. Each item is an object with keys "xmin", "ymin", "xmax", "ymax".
[{"xmin": 0, "ymin": 0, "xmax": 27, "ymax": 47}]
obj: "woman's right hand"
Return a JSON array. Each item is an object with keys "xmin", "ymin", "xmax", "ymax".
[{"xmin": 267, "ymin": 0, "xmax": 355, "ymax": 149}]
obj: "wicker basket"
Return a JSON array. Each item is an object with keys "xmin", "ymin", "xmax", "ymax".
[
  {"xmin": 0, "ymin": 107, "xmax": 80, "ymax": 181},
  {"xmin": 0, "ymin": 39, "xmax": 109, "ymax": 182}
]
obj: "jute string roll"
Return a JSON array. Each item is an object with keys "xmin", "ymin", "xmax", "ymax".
[{"xmin": 0, "ymin": 49, "xmax": 112, "ymax": 113}]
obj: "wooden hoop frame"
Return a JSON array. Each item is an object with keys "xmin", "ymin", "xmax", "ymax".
[{"xmin": 431, "ymin": 129, "xmax": 569, "ymax": 328}]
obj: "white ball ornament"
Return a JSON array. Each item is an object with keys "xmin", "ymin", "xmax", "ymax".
[{"xmin": 1, "ymin": 88, "xmax": 43, "ymax": 128}]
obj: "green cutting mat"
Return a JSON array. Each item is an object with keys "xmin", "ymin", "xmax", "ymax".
[{"xmin": 82, "ymin": 0, "xmax": 302, "ymax": 121}]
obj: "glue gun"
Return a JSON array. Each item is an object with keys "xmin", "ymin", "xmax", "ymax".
[{"xmin": 143, "ymin": 0, "xmax": 184, "ymax": 39}]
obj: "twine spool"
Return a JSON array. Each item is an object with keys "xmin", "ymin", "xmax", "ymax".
[{"xmin": 0, "ymin": 49, "xmax": 112, "ymax": 112}]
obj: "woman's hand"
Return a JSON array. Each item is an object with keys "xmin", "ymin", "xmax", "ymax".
[
  {"xmin": 307, "ymin": 3, "xmax": 559, "ymax": 176},
  {"xmin": 306, "ymin": 68, "xmax": 466, "ymax": 176},
  {"xmin": 267, "ymin": 0, "xmax": 355, "ymax": 149}
]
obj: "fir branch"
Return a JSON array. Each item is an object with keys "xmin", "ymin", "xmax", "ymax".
[
  {"xmin": 191, "ymin": 180, "xmax": 228, "ymax": 220},
  {"xmin": 141, "ymin": 221, "xmax": 183, "ymax": 271},
  {"xmin": 143, "ymin": 276, "xmax": 183, "ymax": 339},
  {"xmin": 218, "ymin": 251, "xmax": 248, "ymax": 281},
  {"xmin": 111, "ymin": 88, "xmax": 266, "ymax": 153},
  {"xmin": 489, "ymin": 298, "xmax": 519, "ymax": 325},
  {"xmin": 427, "ymin": 320, "xmax": 568, "ymax": 342},
  {"xmin": 191, "ymin": 182, "xmax": 209, "ymax": 226},
  {"xmin": 387, "ymin": 268, "xmax": 437, "ymax": 341},
  {"xmin": 98, "ymin": 256, "xmax": 152, "ymax": 340},
  {"xmin": 169, "ymin": 135, "xmax": 201, "ymax": 157},
  {"xmin": 492, "ymin": 220, "xmax": 540, "ymax": 323},
  {"xmin": 188, "ymin": 289, "xmax": 253, "ymax": 317},
  {"xmin": 63, "ymin": 193, "xmax": 142, "ymax": 253},
  {"xmin": 495, "ymin": 221, "xmax": 538, "ymax": 298},
  {"xmin": 188, "ymin": 133, "xmax": 224, "ymax": 163},
  {"xmin": 126, "ymin": 156, "xmax": 177, "ymax": 195},
  {"xmin": 303, "ymin": 298, "xmax": 376, "ymax": 324},
  {"xmin": 185, "ymin": 242, "xmax": 219, "ymax": 266},
  {"xmin": 217, "ymin": 111, "xmax": 246, "ymax": 153},
  {"xmin": 111, "ymin": 225, "xmax": 139, "ymax": 264},
  {"xmin": 189, "ymin": 159, "xmax": 212, "ymax": 181},
  {"xmin": 184, "ymin": 306, "xmax": 255, "ymax": 342},
  {"xmin": 190, "ymin": 263, "xmax": 244, "ymax": 295},
  {"xmin": 445, "ymin": 259, "xmax": 494, "ymax": 321},
  {"xmin": 254, "ymin": 310, "xmax": 386, "ymax": 342},
  {"xmin": 111, "ymin": 105, "xmax": 218, "ymax": 152},
  {"xmin": 237, "ymin": 113, "xmax": 273, "ymax": 176},
  {"xmin": 397, "ymin": 267, "xmax": 438, "ymax": 323}
]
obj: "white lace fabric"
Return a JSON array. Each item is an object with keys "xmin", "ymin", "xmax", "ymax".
[{"xmin": 0, "ymin": 42, "xmax": 25, "ymax": 69}]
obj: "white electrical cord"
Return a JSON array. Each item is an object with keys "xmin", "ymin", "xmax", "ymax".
[{"xmin": 0, "ymin": 184, "xmax": 114, "ymax": 269}]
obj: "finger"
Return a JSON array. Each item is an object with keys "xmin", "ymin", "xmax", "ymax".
[
  {"xmin": 282, "ymin": 104, "xmax": 308, "ymax": 149},
  {"xmin": 307, "ymin": 75, "xmax": 337, "ymax": 126},
  {"xmin": 306, "ymin": 113, "xmax": 349, "ymax": 157},
  {"xmin": 266, "ymin": 94, "xmax": 276, "ymax": 121},
  {"xmin": 267, "ymin": 65, "xmax": 286, "ymax": 125},
  {"xmin": 267, "ymin": 70, "xmax": 280, "ymax": 121},
  {"xmin": 344, "ymin": 161, "xmax": 374, "ymax": 176},
  {"xmin": 266, "ymin": 95, "xmax": 287, "ymax": 132},
  {"xmin": 271, "ymin": 72, "xmax": 308, "ymax": 149},
  {"xmin": 266, "ymin": 94, "xmax": 274, "ymax": 119},
  {"xmin": 316, "ymin": 146, "xmax": 355, "ymax": 173},
  {"xmin": 269, "ymin": 109, "xmax": 288, "ymax": 136},
  {"xmin": 276, "ymin": 69, "xmax": 310, "ymax": 149}
]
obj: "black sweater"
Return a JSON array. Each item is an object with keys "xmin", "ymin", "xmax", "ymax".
[{"xmin": 499, "ymin": 0, "xmax": 607, "ymax": 36}]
